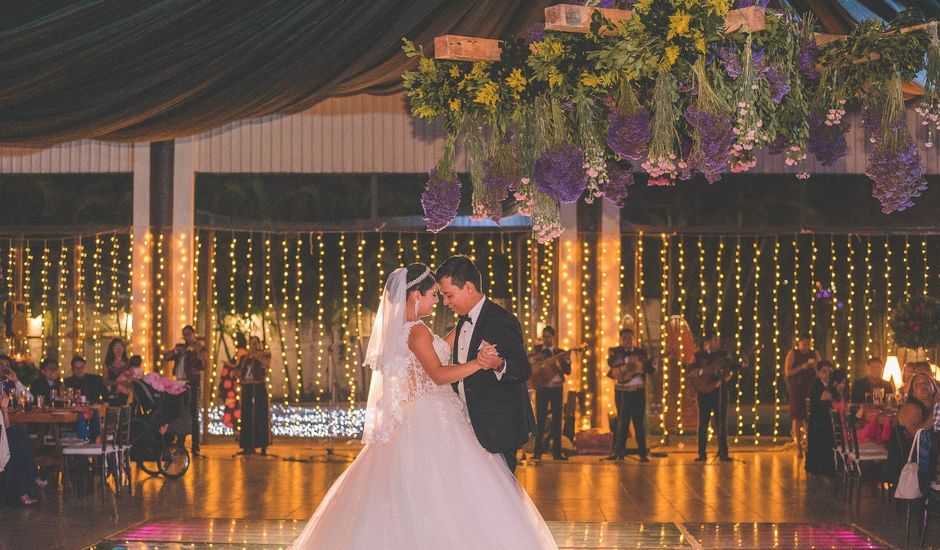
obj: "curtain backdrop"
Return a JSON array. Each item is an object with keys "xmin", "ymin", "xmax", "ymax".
[
  {"xmin": 0, "ymin": 0, "xmax": 547, "ymax": 145},
  {"xmin": 1, "ymin": 0, "xmax": 936, "ymax": 146}
]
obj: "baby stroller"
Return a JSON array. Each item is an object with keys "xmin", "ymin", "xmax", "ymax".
[{"xmin": 129, "ymin": 378, "xmax": 191, "ymax": 479}]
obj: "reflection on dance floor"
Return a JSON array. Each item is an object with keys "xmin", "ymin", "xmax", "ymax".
[{"xmin": 89, "ymin": 518, "xmax": 893, "ymax": 549}]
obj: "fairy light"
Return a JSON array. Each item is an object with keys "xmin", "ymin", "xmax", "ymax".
[
  {"xmin": 809, "ymin": 236, "xmax": 817, "ymax": 340},
  {"xmin": 377, "ymin": 233, "xmax": 386, "ymax": 302},
  {"xmin": 315, "ymin": 234, "xmax": 325, "ymax": 397},
  {"xmin": 229, "ymin": 234, "xmax": 238, "ymax": 320},
  {"xmin": 23, "ymin": 241, "xmax": 33, "ymax": 320},
  {"xmin": 293, "ymin": 235, "xmax": 305, "ymax": 403},
  {"xmin": 76, "ymin": 237, "xmax": 87, "ymax": 352},
  {"xmin": 599, "ymin": 230, "xmax": 616, "ymax": 418},
  {"xmin": 659, "ymin": 234, "xmax": 670, "ymax": 443},
  {"xmin": 155, "ymin": 234, "xmax": 164, "ymax": 358},
  {"xmin": 635, "ymin": 233, "xmax": 645, "ymax": 345},
  {"xmin": 562, "ymin": 239, "xmax": 576, "ymax": 393},
  {"xmin": 676, "ymin": 237, "xmax": 686, "ymax": 436},
  {"xmin": 580, "ymin": 237, "xmax": 592, "ymax": 429},
  {"xmin": 192, "ymin": 233, "xmax": 201, "ymax": 345},
  {"xmin": 752, "ymin": 238, "xmax": 762, "ymax": 444},
  {"xmin": 245, "ymin": 233, "xmax": 254, "ymax": 332},
  {"xmin": 923, "ymin": 235, "xmax": 929, "ymax": 297},
  {"xmin": 176, "ymin": 231, "xmax": 189, "ymax": 331},
  {"xmin": 864, "ymin": 236, "xmax": 873, "ymax": 361},
  {"xmin": 281, "ymin": 235, "xmax": 292, "ymax": 405},
  {"xmin": 339, "ymin": 233, "xmax": 355, "ymax": 408},
  {"xmin": 56, "ymin": 243, "xmax": 70, "ymax": 364},
  {"xmin": 524, "ymin": 238, "xmax": 533, "ymax": 347},
  {"xmin": 108, "ymin": 235, "xmax": 119, "ymax": 344},
  {"xmin": 772, "ymin": 236, "xmax": 781, "ymax": 442},
  {"xmin": 541, "ymin": 240, "xmax": 555, "ymax": 332},
  {"xmin": 412, "ymin": 234, "xmax": 420, "ymax": 263},
  {"xmin": 209, "ymin": 233, "xmax": 220, "ymax": 405},
  {"xmin": 903, "ymin": 236, "xmax": 911, "ymax": 301},
  {"xmin": 504, "ymin": 235, "xmax": 517, "ymax": 328},
  {"xmin": 733, "ymin": 237, "xmax": 744, "ymax": 443},
  {"xmin": 90, "ymin": 236, "xmax": 102, "ymax": 367},
  {"xmin": 885, "ymin": 236, "xmax": 893, "ymax": 350},
  {"xmin": 396, "ymin": 233, "xmax": 404, "ymax": 267},
  {"xmin": 39, "ymin": 242, "xmax": 49, "ymax": 356},
  {"xmin": 698, "ymin": 237, "xmax": 708, "ymax": 341},
  {"xmin": 846, "ymin": 236, "xmax": 856, "ymax": 374},
  {"xmin": 713, "ymin": 238, "xmax": 726, "ymax": 336},
  {"xmin": 429, "ymin": 235, "xmax": 439, "ymax": 326},
  {"xmin": 792, "ymin": 235, "xmax": 801, "ymax": 342},
  {"xmin": 486, "ymin": 236, "xmax": 495, "ymax": 305},
  {"xmin": 354, "ymin": 235, "xmax": 366, "ymax": 400},
  {"xmin": 829, "ymin": 236, "xmax": 840, "ymax": 368},
  {"xmin": 263, "ymin": 235, "xmax": 285, "ymax": 404},
  {"xmin": 133, "ymin": 232, "xmax": 152, "ymax": 370},
  {"xmin": 450, "ymin": 234, "xmax": 458, "ymax": 256}
]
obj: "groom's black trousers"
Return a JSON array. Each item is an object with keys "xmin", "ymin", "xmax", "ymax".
[{"xmin": 502, "ymin": 451, "xmax": 517, "ymax": 473}]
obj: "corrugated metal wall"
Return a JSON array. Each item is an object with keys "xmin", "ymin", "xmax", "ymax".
[{"xmin": 1, "ymin": 93, "xmax": 937, "ymax": 175}]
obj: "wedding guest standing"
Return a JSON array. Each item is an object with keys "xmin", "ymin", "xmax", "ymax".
[
  {"xmin": 784, "ymin": 333, "xmax": 821, "ymax": 458},
  {"xmin": 805, "ymin": 362, "xmax": 843, "ymax": 477},
  {"xmin": 238, "ymin": 336, "xmax": 271, "ymax": 455}
]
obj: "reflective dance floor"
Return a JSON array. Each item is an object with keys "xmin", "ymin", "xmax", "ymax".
[{"xmin": 0, "ymin": 440, "xmax": 926, "ymax": 549}]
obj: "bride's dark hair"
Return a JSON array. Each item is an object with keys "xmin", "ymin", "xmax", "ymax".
[{"xmin": 405, "ymin": 263, "xmax": 436, "ymax": 294}]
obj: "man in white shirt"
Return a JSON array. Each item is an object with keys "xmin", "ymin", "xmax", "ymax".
[{"xmin": 437, "ymin": 255, "xmax": 534, "ymax": 473}]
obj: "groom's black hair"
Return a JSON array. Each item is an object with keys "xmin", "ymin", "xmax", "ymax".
[{"xmin": 435, "ymin": 255, "xmax": 482, "ymax": 292}]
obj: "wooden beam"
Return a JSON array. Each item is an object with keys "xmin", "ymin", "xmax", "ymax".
[
  {"xmin": 724, "ymin": 5, "xmax": 766, "ymax": 34},
  {"xmin": 544, "ymin": 4, "xmax": 633, "ymax": 34},
  {"xmin": 434, "ymin": 35, "xmax": 501, "ymax": 62}
]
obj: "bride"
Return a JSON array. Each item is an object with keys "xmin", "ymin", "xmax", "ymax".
[{"xmin": 290, "ymin": 264, "xmax": 557, "ymax": 549}]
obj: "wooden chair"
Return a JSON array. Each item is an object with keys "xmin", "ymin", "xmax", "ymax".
[
  {"xmin": 62, "ymin": 406, "xmax": 120, "ymax": 496},
  {"xmin": 115, "ymin": 406, "xmax": 132, "ymax": 495}
]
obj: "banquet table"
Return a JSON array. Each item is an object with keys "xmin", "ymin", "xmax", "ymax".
[{"xmin": 7, "ymin": 404, "xmax": 107, "ymax": 471}]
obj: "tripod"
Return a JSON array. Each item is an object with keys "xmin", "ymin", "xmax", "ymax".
[{"xmin": 297, "ymin": 344, "xmax": 357, "ymax": 463}]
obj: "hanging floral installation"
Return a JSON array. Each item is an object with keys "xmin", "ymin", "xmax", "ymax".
[{"xmin": 402, "ymin": 1, "xmax": 939, "ymax": 241}]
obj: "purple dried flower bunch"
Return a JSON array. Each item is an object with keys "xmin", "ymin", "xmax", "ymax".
[
  {"xmin": 807, "ymin": 107, "xmax": 849, "ymax": 167},
  {"xmin": 607, "ymin": 109, "xmax": 651, "ymax": 162},
  {"xmin": 601, "ymin": 164, "xmax": 634, "ymax": 207},
  {"xmin": 421, "ymin": 168, "xmax": 462, "ymax": 233},
  {"xmin": 685, "ymin": 106, "xmax": 736, "ymax": 184},
  {"xmin": 533, "ymin": 142, "xmax": 588, "ymax": 203},
  {"xmin": 867, "ymin": 139, "xmax": 927, "ymax": 214}
]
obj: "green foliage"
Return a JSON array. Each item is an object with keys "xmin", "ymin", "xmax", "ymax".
[{"xmin": 891, "ymin": 295, "xmax": 940, "ymax": 349}]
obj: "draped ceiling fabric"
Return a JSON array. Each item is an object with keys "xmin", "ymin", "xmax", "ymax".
[{"xmin": 0, "ymin": 0, "xmax": 937, "ymax": 147}]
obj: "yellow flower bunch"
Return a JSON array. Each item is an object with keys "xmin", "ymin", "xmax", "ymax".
[
  {"xmin": 505, "ymin": 68, "xmax": 527, "ymax": 93},
  {"xmin": 413, "ymin": 104, "xmax": 437, "ymax": 119},
  {"xmin": 532, "ymin": 39, "xmax": 565, "ymax": 61},
  {"xmin": 580, "ymin": 72, "xmax": 602, "ymax": 87},
  {"xmin": 449, "ymin": 98, "xmax": 462, "ymax": 112},
  {"xmin": 667, "ymin": 12, "xmax": 692, "ymax": 39},
  {"xmin": 448, "ymin": 65, "xmax": 461, "ymax": 78},
  {"xmin": 659, "ymin": 45, "xmax": 680, "ymax": 70},
  {"xmin": 547, "ymin": 67, "xmax": 564, "ymax": 89},
  {"xmin": 418, "ymin": 57, "xmax": 437, "ymax": 75},
  {"xmin": 473, "ymin": 81, "xmax": 500, "ymax": 107},
  {"xmin": 468, "ymin": 62, "xmax": 490, "ymax": 79}
]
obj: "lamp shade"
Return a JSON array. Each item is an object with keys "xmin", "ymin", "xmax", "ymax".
[{"xmin": 882, "ymin": 355, "xmax": 903, "ymax": 389}]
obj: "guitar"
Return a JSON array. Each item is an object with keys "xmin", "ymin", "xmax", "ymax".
[
  {"xmin": 528, "ymin": 344, "xmax": 587, "ymax": 389},
  {"xmin": 608, "ymin": 349, "xmax": 651, "ymax": 385},
  {"xmin": 688, "ymin": 346, "xmax": 752, "ymax": 394}
]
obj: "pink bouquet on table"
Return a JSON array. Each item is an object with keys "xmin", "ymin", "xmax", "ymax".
[{"xmin": 142, "ymin": 372, "xmax": 188, "ymax": 395}]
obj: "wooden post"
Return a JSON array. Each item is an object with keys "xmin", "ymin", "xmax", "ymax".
[
  {"xmin": 544, "ymin": 4, "xmax": 633, "ymax": 34},
  {"xmin": 434, "ymin": 35, "xmax": 502, "ymax": 62}
]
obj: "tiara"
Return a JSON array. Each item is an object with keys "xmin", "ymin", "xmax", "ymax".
[{"xmin": 406, "ymin": 267, "xmax": 432, "ymax": 289}]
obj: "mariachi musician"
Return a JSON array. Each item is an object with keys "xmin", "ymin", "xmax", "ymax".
[
  {"xmin": 238, "ymin": 335, "xmax": 271, "ymax": 455},
  {"xmin": 606, "ymin": 327, "xmax": 655, "ymax": 461},
  {"xmin": 529, "ymin": 326, "xmax": 571, "ymax": 461},
  {"xmin": 689, "ymin": 331, "xmax": 742, "ymax": 463}
]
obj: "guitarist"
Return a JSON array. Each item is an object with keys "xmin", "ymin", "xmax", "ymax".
[
  {"xmin": 605, "ymin": 328, "xmax": 655, "ymax": 462},
  {"xmin": 531, "ymin": 326, "xmax": 571, "ymax": 461},
  {"xmin": 690, "ymin": 331, "xmax": 741, "ymax": 463}
]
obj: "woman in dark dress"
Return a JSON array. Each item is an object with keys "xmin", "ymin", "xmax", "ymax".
[
  {"xmin": 238, "ymin": 336, "xmax": 271, "ymax": 455},
  {"xmin": 805, "ymin": 362, "xmax": 846, "ymax": 477},
  {"xmin": 785, "ymin": 333, "xmax": 821, "ymax": 458}
]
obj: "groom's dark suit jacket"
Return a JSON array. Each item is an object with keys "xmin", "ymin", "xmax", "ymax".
[{"xmin": 452, "ymin": 299, "xmax": 535, "ymax": 454}]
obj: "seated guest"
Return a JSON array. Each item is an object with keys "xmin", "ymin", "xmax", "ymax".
[
  {"xmin": 0, "ymin": 355, "xmax": 31, "ymax": 401},
  {"xmin": 63, "ymin": 355, "xmax": 108, "ymax": 403},
  {"xmin": 105, "ymin": 338, "xmax": 130, "ymax": 384},
  {"xmin": 898, "ymin": 373, "xmax": 938, "ymax": 437},
  {"xmin": 28, "ymin": 358, "xmax": 62, "ymax": 403},
  {"xmin": 898, "ymin": 361, "xmax": 933, "ymax": 395},
  {"xmin": 850, "ymin": 357, "xmax": 895, "ymax": 404},
  {"xmin": 1, "ymin": 391, "xmax": 45, "ymax": 505},
  {"xmin": 110, "ymin": 355, "xmax": 142, "ymax": 407}
]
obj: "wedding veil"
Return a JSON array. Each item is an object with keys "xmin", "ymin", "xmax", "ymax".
[{"xmin": 361, "ymin": 268, "xmax": 413, "ymax": 444}]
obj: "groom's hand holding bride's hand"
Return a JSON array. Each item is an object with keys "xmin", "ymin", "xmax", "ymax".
[{"xmin": 476, "ymin": 341, "xmax": 503, "ymax": 370}]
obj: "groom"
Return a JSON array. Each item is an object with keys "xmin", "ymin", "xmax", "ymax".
[{"xmin": 436, "ymin": 255, "xmax": 535, "ymax": 473}]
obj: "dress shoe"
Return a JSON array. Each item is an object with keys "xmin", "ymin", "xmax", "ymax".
[
  {"xmin": 552, "ymin": 454, "xmax": 568, "ymax": 461},
  {"xmin": 694, "ymin": 456, "xmax": 707, "ymax": 462},
  {"xmin": 718, "ymin": 455, "xmax": 732, "ymax": 462},
  {"xmin": 639, "ymin": 455, "xmax": 650, "ymax": 463}
]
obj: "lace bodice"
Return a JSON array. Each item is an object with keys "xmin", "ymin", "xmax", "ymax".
[{"xmin": 404, "ymin": 321, "xmax": 452, "ymax": 401}]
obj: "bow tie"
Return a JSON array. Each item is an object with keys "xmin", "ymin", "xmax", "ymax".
[{"xmin": 458, "ymin": 315, "xmax": 473, "ymax": 325}]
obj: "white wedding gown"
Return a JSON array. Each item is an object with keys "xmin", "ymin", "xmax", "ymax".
[{"xmin": 290, "ymin": 322, "xmax": 557, "ymax": 549}]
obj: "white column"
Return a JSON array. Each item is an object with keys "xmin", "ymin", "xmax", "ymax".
[
  {"xmin": 131, "ymin": 143, "xmax": 153, "ymax": 369},
  {"xmin": 170, "ymin": 138, "xmax": 197, "ymax": 342},
  {"xmin": 597, "ymin": 200, "xmax": 622, "ymax": 430}
]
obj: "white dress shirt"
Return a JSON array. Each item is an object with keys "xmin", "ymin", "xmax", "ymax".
[{"xmin": 455, "ymin": 296, "xmax": 505, "ymax": 404}]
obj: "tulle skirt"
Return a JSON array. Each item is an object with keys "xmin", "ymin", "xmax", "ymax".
[{"xmin": 290, "ymin": 388, "xmax": 557, "ymax": 550}]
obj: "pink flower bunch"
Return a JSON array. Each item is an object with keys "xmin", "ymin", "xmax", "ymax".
[
  {"xmin": 784, "ymin": 145, "xmax": 810, "ymax": 180},
  {"xmin": 641, "ymin": 153, "xmax": 683, "ymax": 184},
  {"xmin": 730, "ymin": 100, "xmax": 764, "ymax": 173},
  {"xmin": 824, "ymin": 99, "xmax": 847, "ymax": 126},
  {"xmin": 582, "ymin": 148, "xmax": 609, "ymax": 204},
  {"xmin": 533, "ymin": 217, "xmax": 564, "ymax": 243},
  {"xmin": 513, "ymin": 178, "xmax": 535, "ymax": 217},
  {"xmin": 914, "ymin": 98, "xmax": 940, "ymax": 149}
]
